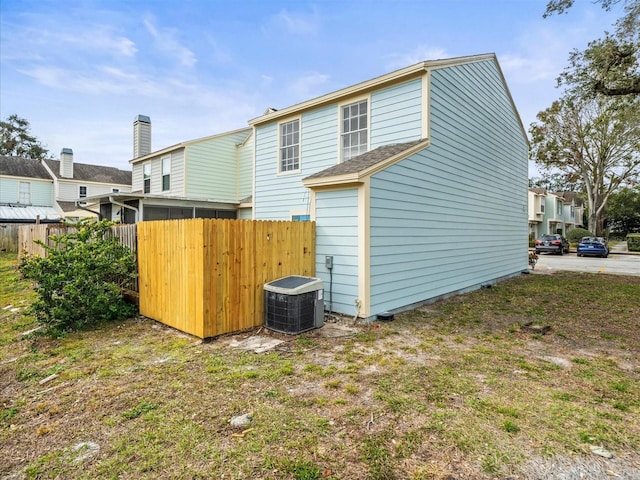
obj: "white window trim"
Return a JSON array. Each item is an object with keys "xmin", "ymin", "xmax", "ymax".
[
  {"xmin": 18, "ymin": 181, "xmax": 31, "ymax": 204},
  {"xmin": 161, "ymin": 156, "xmax": 171, "ymax": 191},
  {"xmin": 79, "ymin": 185, "xmax": 87, "ymax": 198},
  {"xmin": 338, "ymin": 95, "xmax": 370, "ymax": 163},
  {"xmin": 143, "ymin": 163, "xmax": 151, "ymax": 193},
  {"xmin": 277, "ymin": 117, "xmax": 301, "ymax": 175}
]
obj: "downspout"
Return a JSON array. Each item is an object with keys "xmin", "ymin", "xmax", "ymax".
[{"xmin": 108, "ymin": 196, "xmax": 139, "ymax": 223}]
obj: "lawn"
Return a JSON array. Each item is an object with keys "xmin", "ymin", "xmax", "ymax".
[{"xmin": 1, "ymin": 251, "xmax": 639, "ymax": 479}]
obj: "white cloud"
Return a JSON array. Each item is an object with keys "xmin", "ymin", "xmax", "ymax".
[
  {"xmin": 272, "ymin": 8, "xmax": 320, "ymax": 35},
  {"xmin": 143, "ymin": 15, "xmax": 197, "ymax": 67},
  {"xmin": 289, "ymin": 72, "xmax": 330, "ymax": 100}
]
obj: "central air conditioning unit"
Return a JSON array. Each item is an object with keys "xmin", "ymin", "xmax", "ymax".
[{"xmin": 264, "ymin": 276, "xmax": 324, "ymax": 334}]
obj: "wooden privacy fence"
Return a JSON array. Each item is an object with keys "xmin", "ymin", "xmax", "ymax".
[
  {"xmin": 137, "ymin": 219, "xmax": 316, "ymax": 339},
  {"xmin": 18, "ymin": 223, "xmax": 139, "ymax": 292},
  {"xmin": 1, "ymin": 224, "xmax": 21, "ymax": 253}
]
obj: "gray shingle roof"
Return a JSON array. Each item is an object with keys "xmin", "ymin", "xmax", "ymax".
[
  {"xmin": 303, "ymin": 140, "xmax": 425, "ymax": 180},
  {"xmin": 43, "ymin": 159, "xmax": 131, "ymax": 184},
  {"xmin": 0, "ymin": 156, "xmax": 52, "ymax": 179}
]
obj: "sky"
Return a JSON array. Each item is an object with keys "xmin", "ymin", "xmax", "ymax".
[{"xmin": 0, "ymin": 0, "xmax": 621, "ymax": 176}]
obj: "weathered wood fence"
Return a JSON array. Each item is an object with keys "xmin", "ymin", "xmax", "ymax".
[
  {"xmin": 137, "ymin": 219, "xmax": 316, "ymax": 338},
  {"xmin": 18, "ymin": 224, "xmax": 138, "ymax": 258},
  {"xmin": 0, "ymin": 224, "xmax": 21, "ymax": 253}
]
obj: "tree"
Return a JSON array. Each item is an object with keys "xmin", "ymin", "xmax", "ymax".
[
  {"xmin": 529, "ymin": 95, "xmax": 640, "ymax": 235},
  {"xmin": 544, "ymin": 0, "xmax": 640, "ymax": 97},
  {"xmin": 0, "ymin": 114, "xmax": 52, "ymax": 160},
  {"xmin": 605, "ymin": 186, "xmax": 640, "ymax": 235}
]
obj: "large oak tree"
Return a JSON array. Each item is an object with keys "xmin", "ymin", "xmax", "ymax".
[
  {"xmin": 529, "ymin": 95, "xmax": 640, "ymax": 235},
  {"xmin": 545, "ymin": 0, "xmax": 640, "ymax": 97}
]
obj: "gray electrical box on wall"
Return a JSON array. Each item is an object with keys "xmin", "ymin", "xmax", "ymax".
[{"xmin": 325, "ymin": 255, "xmax": 333, "ymax": 269}]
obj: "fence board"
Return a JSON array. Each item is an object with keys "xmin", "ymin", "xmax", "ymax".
[{"xmin": 138, "ymin": 218, "xmax": 315, "ymax": 338}]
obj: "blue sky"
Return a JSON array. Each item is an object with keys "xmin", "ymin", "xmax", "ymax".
[{"xmin": 0, "ymin": 0, "xmax": 620, "ymax": 175}]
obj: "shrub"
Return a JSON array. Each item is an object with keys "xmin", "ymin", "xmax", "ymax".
[
  {"xmin": 627, "ymin": 233, "xmax": 640, "ymax": 252},
  {"xmin": 19, "ymin": 219, "xmax": 137, "ymax": 334},
  {"xmin": 566, "ymin": 228, "xmax": 593, "ymax": 243}
]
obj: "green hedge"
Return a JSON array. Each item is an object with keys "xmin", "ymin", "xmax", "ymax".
[
  {"xmin": 567, "ymin": 228, "xmax": 593, "ymax": 243},
  {"xmin": 627, "ymin": 233, "xmax": 640, "ymax": 252}
]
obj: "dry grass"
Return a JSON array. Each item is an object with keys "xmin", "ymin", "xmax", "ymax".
[{"xmin": 1, "ymin": 251, "xmax": 639, "ymax": 479}]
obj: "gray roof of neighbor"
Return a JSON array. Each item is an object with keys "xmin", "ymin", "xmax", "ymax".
[
  {"xmin": 0, "ymin": 156, "xmax": 52, "ymax": 180},
  {"xmin": 303, "ymin": 140, "xmax": 425, "ymax": 180},
  {"xmin": 44, "ymin": 159, "xmax": 131, "ymax": 184}
]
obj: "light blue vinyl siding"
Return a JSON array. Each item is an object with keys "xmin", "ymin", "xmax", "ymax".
[
  {"xmin": 255, "ymin": 106, "xmax": 338, "ymax": 220},
  {"xmin": 370, "ymin": 78, "xmax": 422, "ymax": 148},
  {"xmin": 314, "ymin": 188, "xmax": 359, "ymax": 315},
  {"xmin": 0, "ymin": 178, "xmax": 53, "ymax": 206},
  {"xmin": 369, "ymin": 60, "xmax": 528, "ymax": 314},
  {"xmin": 186, "ymin": 130, "xmax": 250, "ymax": 200}
]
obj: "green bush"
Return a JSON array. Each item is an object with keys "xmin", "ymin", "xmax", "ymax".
[
  {"xmin": 627, "ymin": 233, "xmax": 640, "ymax": 252},
  {"xmin": 19, "ymin": 219, "xmax": 137, "ymax": 335},
  {"xmin": 566, "ymin": 227, "xmax": 593, "ymax": 243}
]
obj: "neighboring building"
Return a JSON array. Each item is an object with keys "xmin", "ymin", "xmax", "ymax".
[
  {"xmin": 528, "ymin": 188, "xmax": 584, "ymax": 238},
  {"xmin": 0, "ymin": 156, "xmax": 59, "ymax": 223},
  {"xmin": 86, "ymin": 116, "xmax": 253, "ymax": 222},
  {"xmin": 0, "ymin": 150, "xmax": 132, "ymax": 223},
  {"xmin": 250, "ymin": 53, "xmax": 529, "ymax": 319}
]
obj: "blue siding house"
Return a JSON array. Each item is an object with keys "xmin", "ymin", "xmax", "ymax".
[{"xmin": 249, "ymin": 53, "xmax": 529, "ymax": 319}]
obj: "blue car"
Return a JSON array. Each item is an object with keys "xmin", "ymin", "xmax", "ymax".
[{"xmin": 577, "ymin": 237, "xmax": 609, "ymax": 258}]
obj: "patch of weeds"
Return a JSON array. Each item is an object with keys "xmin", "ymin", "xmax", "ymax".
[
  {"xmin": 600, "ymin": 332, "xmax": 616, "ymax": 340},
  {"xmin": 344, "ymin": 383, "xmax": 360, "ymax": 395},
  {"xmin": 360, "ymin": 434, "xmax": 396, "ymax": 480},
  {"xmin": 612, "ymin": 402, "xmax": 630, "ymax": 412},
  {"xmin": 611, "ymin": 380, "xmax": 630, "ymax": 393},
  {"xmin": 295, "ymin": 334, "xmax": 315, "ymax": 349},
  {"xmin": 324, "ymin": 379, "xmax": 341, "ymax": 389},
  {"xmin": 121, "ymin": 400, "xmax": 159, "ymax": 420},
  {"xmin": 502, "ymin": 420, "xmax": 520, "ymax": 433},
  {"xmin": 1, "ymin": 406, "xmax": 19, "ymax": 422},
  {"xmin": 572, "ymin": 357, "xmax": 591, "ymax": 365}
]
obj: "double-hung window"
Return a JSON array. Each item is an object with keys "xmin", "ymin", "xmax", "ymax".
[
  {"xmin": 280, "ymin": 119, "xmax": 300, "ymax": 173},
  {"xmin": 18, "ymin": 182, "xmax": 30, "ymax": 204},
  {"xmin": 341, "ymin": 99, "xmax": 368, "ymax": 161},
  {"xmin": 79, "ymin": 186, "xmax": 87, "ymax": 199},
  {"xmin": 162, "ymin": 157, "xmax": 171, "ymax": 191},
  {"xmin": 143, "ymin": 163, "xmax": 151, "ymax": 193}
]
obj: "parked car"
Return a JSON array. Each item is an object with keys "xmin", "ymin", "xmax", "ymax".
[
  {"xmin": 577, "ymin": 237, "xmax": 609, "ymax": 258},
  {"xmin": 535, "ymin": 234, "xmax": 570, "ymax": 255}
]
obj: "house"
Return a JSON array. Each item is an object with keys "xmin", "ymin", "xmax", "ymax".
[
  {"xmin": 528, "ymin": 188, "xmax": 584, "ymax": 239},
  {"xmin": 85, "ymin": 115, "xmax": 253, "ymax": 222},
  {"xmin": 0, "ymin": 150, "xmax": 132, "ymax": 223},
  {"xmin": 42, "ymin": 148, "xmax": 132, "ymax": 220},
  {"xmin": 249, "ymin": 53, "xmax": 529, "ymax": 319},
  {"xmin": 0, "ymin": 156, "xmax": 59, "ymax": 223}
]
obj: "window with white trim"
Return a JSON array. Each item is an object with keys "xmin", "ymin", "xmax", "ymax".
[
  {"xmin": 79, "ymin": 185, "xmax": 87, "ymax": 198},
  {"xmin": 341, "ymin": 99, "xmax": 368, "ymax": 161},
  {"xmin": 280, "ymin": 119, "xmax": 300, "ymax": 172},
  {"xmin": 18, "ymin": 182, "xmax": 30, "ymax": 204},
  {"xmin": 162, "ymin": 157, "xmax": 171, "ymax": 191},
  {"xmin": 143, "ymin": 163, "xmax": 151, "ymax": 193}
]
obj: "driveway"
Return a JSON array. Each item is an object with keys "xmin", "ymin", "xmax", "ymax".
[{"xmin": 533, "ymin": 243, "xmax": 640, "ymax": 276}]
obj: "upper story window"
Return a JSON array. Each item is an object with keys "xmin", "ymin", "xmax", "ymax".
[
  {"xmin": 280, "ymin": 119, "xmax": 300, "ymax": 173},
  {"xmin": 112, "ymin": 188, "xmax": 120, "ymax": 193},
  {"xmin": 18, "ymin": 182, "xmax": 30, "ymax": 204},
  {"xmin": 79, "ymin": 186, "xmax": 87, "ymax": 198},
  {"xmin": 341, "ymin": 99, "xmax": 368, "ymax": 161},
  {"xmin": 143, "ymin": 163, "xmax": 151, "ymax": 194},
  {"xmin": 162, "ymin": 157, "xmax": 171, "ymax": 191},
  {"xmin": 557, "ymin": 200, "xmax": 563, "ymax": 216}
]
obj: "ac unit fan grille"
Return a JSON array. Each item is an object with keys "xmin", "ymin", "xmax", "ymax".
[{"xmin": 265, "ymin": 291, "xmax": 317, "ymax": 334}]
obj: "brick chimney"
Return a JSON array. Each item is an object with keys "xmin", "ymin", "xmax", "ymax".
[
  {"xmin": 133, "ymin": 115, "xmax": 151, "ymax": 158},
  {"xmin": 60, "ymin": 148, "xmax": 73, "ymax": 178}
]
